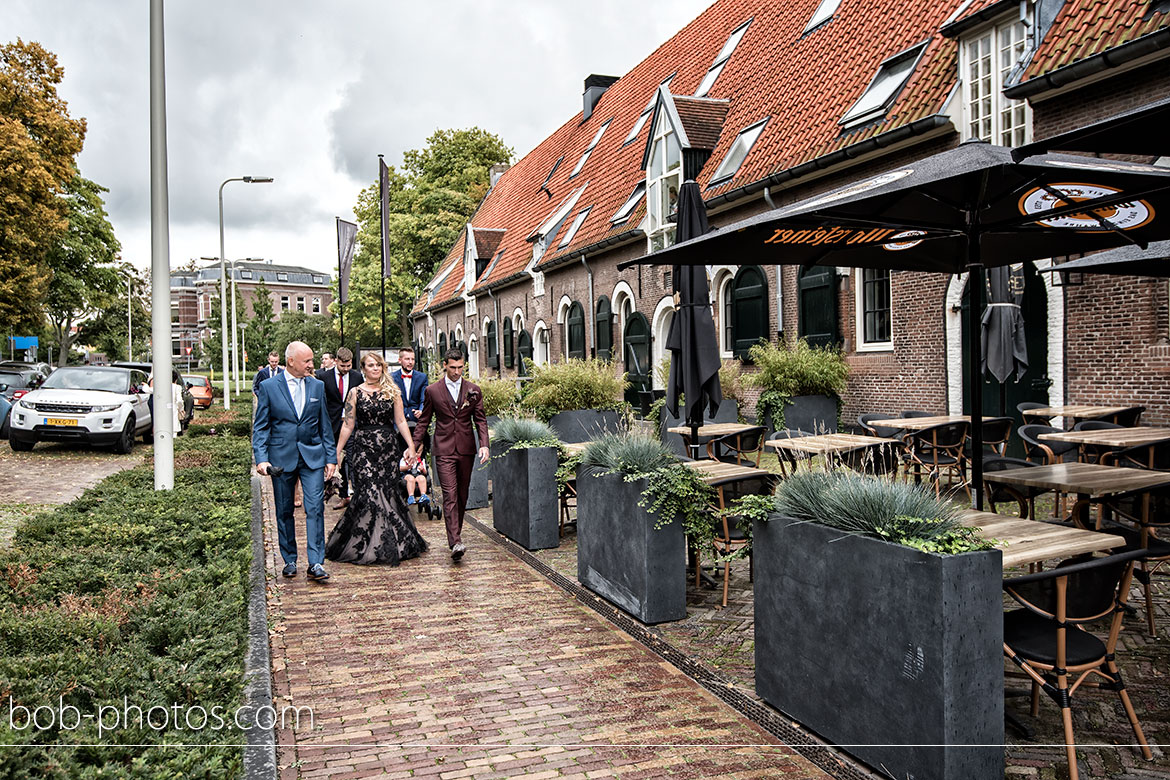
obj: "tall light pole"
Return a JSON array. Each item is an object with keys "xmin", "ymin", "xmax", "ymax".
[
  {"xmin": 126, "ymin": 274, "xmax": 133, "ymax": 361},
  {"xmin": 218, "ymin": 175, "xmax": 273, "ymax": 409}
]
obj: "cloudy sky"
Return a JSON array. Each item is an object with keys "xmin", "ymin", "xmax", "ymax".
[{"xmin": 5, "ymin": 0, "xmax": 712, "ymax": 275}]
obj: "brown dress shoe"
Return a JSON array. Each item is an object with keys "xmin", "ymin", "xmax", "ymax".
[{"xmin": 333, "ymin": 497, "xmax": 350, "ymax": 509}]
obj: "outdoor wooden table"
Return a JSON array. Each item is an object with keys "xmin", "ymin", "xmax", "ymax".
[
  {"xmin": 982, "ymin": 462, "xmax": 1170, "ymax": 529},
  {"xmin": 1020, "ymin": 404, "xmax": 1131, "ymax": 423},
  {"xmin": 667, "ymin": 422, "xmax": 759, "ymax": 459},
  {"xmin": 960, "ymin": 509, "xmax": 1125, "ymax": 570},
  {"xmin": 1038, "ymin": 426, "xmax": 1170, "ymax": 448},
  {"xmin": 560, "ymin": 441, "xmax": 589, "ymax": 456},
  {"xmin": 868, "ymin": 414, "xmax": 970, "ymax": 430},
  {"xmin": 764, "ymin": 432, "xmax": 898, "ymax": 457},
  {"xmin": 683, "ymin": 458, "xmax": 773, "ymax": 487}
]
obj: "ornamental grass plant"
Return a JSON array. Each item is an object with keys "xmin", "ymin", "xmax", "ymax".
[
  {"xmin": 478, "ymin": 377, "xmax": 519, "ymax": 417},
  {"xmin": 748, "ymin": 338, "xmax": 848, "ymax": 430},
  {"xmin": 490, "ymin": 417, "xmax": 558, "ymax": 449},
  {"xmin": 520, "ymin": 359, "xmax": 628, "ymax": 420}
]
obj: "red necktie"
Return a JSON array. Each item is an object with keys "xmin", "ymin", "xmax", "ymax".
[{"xmin": 338, "ymin": 372, "xmax": 344, "ymax": 396}]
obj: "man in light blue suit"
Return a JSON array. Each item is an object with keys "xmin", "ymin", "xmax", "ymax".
[{"xmin": 253, "ymin": 341, "xmax": 337, "ymax": 581}]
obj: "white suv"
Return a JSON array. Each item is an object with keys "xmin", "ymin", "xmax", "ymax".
[{"xmin": 8, "ymin": 366, "xmax": 153, "ymax": 453}]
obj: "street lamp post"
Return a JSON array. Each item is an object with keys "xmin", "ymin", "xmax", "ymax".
[{"xmin": 218, "ymin": 175, "xmax": 273, "ymax": 410}]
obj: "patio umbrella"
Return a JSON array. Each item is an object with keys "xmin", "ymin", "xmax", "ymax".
[
  {"xmin": 619, "ymin": 140, "xmax": 1170, "ymax": 508},
  {"xmin": 664, "ymin": 180, "xmax": 723, "ymax": 459},
  {"xmin": 981, "ymin": 263, "xmax": 1028, "ymax": 414},
  {"xmin": 1046, "ymin": 240, "xmax": 1170, "ymax": 277},
  {"xmin": 1012, "ymin": 95, "xmax": 1170, "ymax": 161}
]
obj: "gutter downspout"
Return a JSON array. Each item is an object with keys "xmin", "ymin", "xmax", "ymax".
[
  {"xmin": 580, "ymin": 255, "xmax": 595, "ymax": 358},
  {"xmin": 764, "ymin": 187, "xmax": 784, "ymax": 340}
]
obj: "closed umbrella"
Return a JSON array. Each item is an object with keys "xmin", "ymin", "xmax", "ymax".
[
  {"xmin": 981, "ymin": 263, "xmax": 1028, "ymax": 415},
  {"xmin": 664, "ymin": 180, "xmax": 722, "ymax": 459}
]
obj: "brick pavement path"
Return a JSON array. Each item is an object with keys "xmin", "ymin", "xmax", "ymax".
[{"xmin": 262, "ymin": 483, "xmax": 833, "ymax": 780}]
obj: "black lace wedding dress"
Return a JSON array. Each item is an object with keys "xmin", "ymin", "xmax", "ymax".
[{"xmin": 325, "ymin": 390, "xmax": 427, "ymax": 565}]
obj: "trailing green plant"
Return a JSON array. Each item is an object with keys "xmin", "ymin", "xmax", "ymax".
[
  {"xmin": 718, "ymin": 359, "xmax": 748, "ymax": 422},
  {"xmin": 748, "ymin": 338, "xmax": 849, "ymax": 429},
  {"xmin": 556, "ymin": 452, "xmax": 582, "ymax": 495},
  {"xmin": 773, "ymin": 470, "xmax": 993, "ymax": 555},
  {"xmin": 479, "ymin": 376, "xmax": 520, "ymax": 417},
  {"xmin": 490, "ymin": 417, "xmax": 558, "ymax": 452},
  {"xmin": 715, "ymin": 493, "xmax": 778, "ymax": 561},
  {"xmin": 519, "ymin": 358, "xmax": 628, "ymax": 420},
  {"xmin": 580, "ymin": 433, "xmax": 716, "ymax": 544}
]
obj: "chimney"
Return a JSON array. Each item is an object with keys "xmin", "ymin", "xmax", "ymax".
[
  {"xmin": 489, "ymin": 163, "xmax": 510, "ymax": 187},
  {"xmin": 582, "ymin": 74, "xmax": 619, "ymax": 121}
]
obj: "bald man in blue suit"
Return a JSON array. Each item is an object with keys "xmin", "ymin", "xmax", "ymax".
[{"xmin": 253, "ymin": 341, "xmax": 337, "ymax": 581}]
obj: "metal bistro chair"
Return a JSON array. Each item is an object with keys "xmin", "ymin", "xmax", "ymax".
[
  {"xmin": 1019, "ymin": 424, "xmax": 1079, "ymax": 519},
  {"xmin": 767, "ymin": 429, "xmax": 813, "ymax": 477},
  {"xmin": 707, "ymin": 473, "xmax": 778, "ymax": 608},
  {"xmin": 1102, "ymin": 439, "xmax": 1170, "ymax": 471},
  {"xmin": 1018, "ymin": 401, "xmax": 1054, "ymax": 424},
  {"xmin": 837, "ymin": 442, "xmax": 900, "ymax": 477},
  {"xmin": 983, "ymin": 456, "xmax": 1048, "ymax": 521},
  {"xmin": 900, "ymin": 409, "xmax": 933, "ymax": 418},
  {"xmin": 706, "ymin": 425, "xmax": 766, "ymax": 468},
  {"xmin": 1072, "ymin": 420, "xmax": 1123, "ymax": 465},
  {"xmin": 903, "ymin": 421, "xmax": 970, "ymax": 498},
  {"xmin": 1002, "ymin": 549, "xmax": 1153, "ymax": 780}
]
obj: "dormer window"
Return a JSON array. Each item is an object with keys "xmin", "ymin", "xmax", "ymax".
[
  {"xmin": 541, "ymin": 156, "xmax": 563, "ymax": 195},
  {"xmin": 276, "ymin": 272, "xmax": 288, "ymax": 282},
  {"xmin": 312, "ymin": 274, "xmax": 324, "ymax": 284},
  {"xmin": 961, "ymin": 18, "xmax": 1030, "ymax": 146},
  {"xmin": 623, "ymin": 75, "xmax": 675, "ymax": 145},
  {"xmin": 569, "ymin": 120, "xmax": 611, "ymax": 179},
  {"xmin": 803, "ymin": 0, "xmax": 842, "ymax": 33},
  {"xmin": 840, "ymin": 42, "xmax": 927, "ymax": 128},
  {"xmin": 708, "ymin": 118, "xmax": 768, "ymax": 185},
  {"xmin": 558, "ymin": 208, "xmax": 591, "ymax": 249},
  {"xmin": 530, "ymin": 186, "xmax": 586, "ymax": 266},
  {"xmin": 694, "ymin": 20, "xmax": 750, "ymax": 98},
  {"xmin": 646, "ymin": 108, "xmax": 682, "ymax": 252},
  {"xmin": 240, "ymin": 270, "xmax": 253, "ymax": 280},
  {"xmin": 611, "ymin": 182, "xmax": 646, "ymax": 224}
]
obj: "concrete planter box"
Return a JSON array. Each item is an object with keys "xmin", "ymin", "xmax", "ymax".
[
  {"xmin": 466, "ymin": 416, "xmax": 498, "ymax": 509},
  {"xmin": 491, "ymin": 445, "xmax": 559, "ymax": 550},
  {"xmin": 753, "ymin": 515, "xmax": 1003, "ymax": 780},
  {"xmin": 660, "ymin": 400, "xmax": 738, "ymax": 458},
  {"xmin": 576, "ymin": 467, "xmax": 686, "ymax": 624},
  {"xmin": 548, "ymin": 409, "xmax": 623, "ymax": 444},
  {"xmin": 762, "ymin": 394, "xmax": 837, "ymax": 434}
]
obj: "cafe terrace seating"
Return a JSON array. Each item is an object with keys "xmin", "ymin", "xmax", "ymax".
[
  {"xmin": 982, "ymin": 456, "xmax": 1047, "ymax": 521},
  {"xmin": 1020, "ymin": 423, "xmax": 1079, "ymax": 517},
  {"xmin": 1072, "ymin": 420, "xmax": 1123, "ymax": 464},
  {"xmin": 767, "ymin": 429, "xmax": 813, "ymax": 477},
  {"xmin": 706, "ymin": 425, "xmax": 766, "ymax": 468},
  {"xmin": 1018, "ymin": 401, "xmax": 1054, "ymax": 424},
  {"xmin": 902, "ymin": 421, "xmax": 970, "ymax": 498}
]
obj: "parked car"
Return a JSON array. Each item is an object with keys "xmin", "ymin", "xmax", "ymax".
[
  {"xmin": 8, "ymin": 366, "xmax": 152, "ymax": 453},
  {"xmin": 0, "ymin": 369, "xmax": 40, "ymax": 401},
  {"xmin": 182, "ymin": 374, "xmax": 213, "ymax": 409}
]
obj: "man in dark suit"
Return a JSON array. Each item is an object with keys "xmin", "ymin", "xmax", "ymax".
[
  {"xmin": 252, "ymin": 351, "xmax": 284, "ymax": 396},
  {"xmin": 391, "ymin": 346, "xmax": 427, "ymax": 422},
  {"xmin": 316, "ymin": 346, "xmax": 361, "ymax": 507},
  {"xmin": 412, "ymin": 348, "xmax": 488, "ymax": 560},
  {"xmin": 253, "ymin": 341, "xmax": 337, "ymax": 581}
]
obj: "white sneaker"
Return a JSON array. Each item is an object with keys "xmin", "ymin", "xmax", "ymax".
[{"xmin": 451, "ymin": 542, "xmax": 466, "ymax": 560}]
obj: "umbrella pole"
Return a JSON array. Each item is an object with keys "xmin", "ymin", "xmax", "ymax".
[
  {"xmin": 689, "ymin": 420, "xmax": 701, "ymax": 461},
  {"xmin": 967, "ymin": 248, "xmax": 985, "ymax": 511}
]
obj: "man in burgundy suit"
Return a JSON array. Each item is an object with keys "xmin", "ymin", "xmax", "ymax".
[{"xmin": 412, "ymin": 348, "xmax": 489, "ymax": 560}]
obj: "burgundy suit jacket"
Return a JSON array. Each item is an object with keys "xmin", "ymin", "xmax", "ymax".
[{"xmin": 413, "ymin": 379, "xmax": 489, "ymax": 458}]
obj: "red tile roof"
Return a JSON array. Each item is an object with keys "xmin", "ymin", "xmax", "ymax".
[
  {"xmin": 417, "ymin": 0, "xmax": 1160, "ymax": 314},
  {"xmin": 673, "ymin": 96, "xmax": 731, "ymax": 149},
  {"xmin": 473, "ymin": 228, "xmax": 505, "ymax": 259},
  {"xmin": 1017, "ymin": 0, "xmax": 1169, "ymax": 84}
]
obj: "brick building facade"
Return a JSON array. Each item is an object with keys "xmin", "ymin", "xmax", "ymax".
[{"xmin": 412, "ymin": 0, "xmax": 1170, "ymax": 427}]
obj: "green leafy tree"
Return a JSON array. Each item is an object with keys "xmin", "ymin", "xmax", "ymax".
[
  {"xmin": 44, "ymin": 174, "xmax": 121, "ymax": 366},
  {"xmin": 202, "ymin": 283, "xmax": 247, "ymax": 370},
  {"xmin": 76, "ymin": 263, "xmax": 149, "ymax": 361},
  {"xmin": 270, "ymin": 311, "xmax": 338, "ymax": 360},
  {"xmin": 243, "ymin": 277, "xmax": 277, "ymax": 372},
  {"xmin": 0, "ymin": 39, "xmax": 87, "ymax": 327},
  {"xmin": 342, "ymin": 127, "xmax": 512, "ymax": 349}
]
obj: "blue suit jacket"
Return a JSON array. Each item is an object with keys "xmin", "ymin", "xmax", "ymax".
[
  {"xmin": 252, "ymin": 373, "xmax": 337, "ymax": 472},
  {"xmin": 392, "ymin": 369, "xmax": 427, "ymax": 417}
]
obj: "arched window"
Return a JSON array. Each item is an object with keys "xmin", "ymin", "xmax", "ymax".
[
  {"xmin": 721, "ymin": 277, "xmax": 734, "ymax": 355},
  {"xmin": 502, "ymin": 318, "xmax": 515, "ymax": 368},
  {"xmin": 517, "ymin": 329, "xmax": 533, "ymax": 376},
  {"xmin": 730, "ymin": 266, "xmax": 768, "ymax": 359},
  {"xmin": 595, "ymin": 296, "xmax": 613, "ymax": 361},
  {"xmin": 484, "ymin": 321, "xmax": 498, "ymax": 369},
  {"xmin": 566, "ymin": 301, "xmax": 586, "ymax": 359}
]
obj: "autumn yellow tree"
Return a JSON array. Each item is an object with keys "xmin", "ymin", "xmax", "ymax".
[{"xmin": 0, "ymin": 39, "xmax": 86, "ymax": 327}]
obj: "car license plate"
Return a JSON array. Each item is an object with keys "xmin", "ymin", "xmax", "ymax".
[{"xmin": 44, "ymin": 417, "xmax": 78, "ymax": 426}]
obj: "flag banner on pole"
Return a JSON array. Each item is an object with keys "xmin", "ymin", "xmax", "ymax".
[
  {"xmin": 379, "ymin": 158, "xmax": 391, "ymax": 278},
  {"xmin": 336, "ymin": 218, "xmax": 357, "ymax": 304}
]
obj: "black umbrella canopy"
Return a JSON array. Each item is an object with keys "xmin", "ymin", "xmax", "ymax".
[
  {"xmin": 664, "ymin": 182, "xmax": 723, "ymax": 442},
  {"xmin": 1011, "ymin": 95, "xmax": 1170, "ymax": 161},
  {"xmin": 620, "ymin": 141, "xmax": 1170, "ymax": 274},
  {"xmin": 981, "ymin": 264, "xmax": 1028, "ymax": 385},
  {"xmin": 1047, "ymin": 240, "xmax": 1170, "ymax": 277}
]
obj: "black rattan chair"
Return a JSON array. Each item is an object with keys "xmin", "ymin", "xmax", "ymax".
[
  {"xmin": 837, "ymin": 442, "xmax": 900, "ymax": 476},
  {"xmin": 1072, "ymin": 420, "xmax": 1123, "ymax": 464},
  {"xmin": 707, "ymin": 425, "xmax": 766, "ymax": 468},
  {"xmin": 901, "ymin": 409, "xmax": 933, "ymax": 418},
  {"xmin": 904, "ymin": 421, "xmax": 970, "ymax": 498},
  {"xmin": 768, "ymin": 429, "xmax": 812, "ymax": 477},
  {"xmin": 982, "ymin": 456, "xmax": 1047, "ymax": 520},
  {"xmin": 1018, "ymin": 401, "xmax": 1054, "ymax": 424},
  {"xmin": 1002, "ymin": 549, "xmax": 1153, "ymax": 780},
  {"xmin": 858, "ymin": 412, "xmax": 900, "ymax": 439},
  {"xmin": 1102, "ymin": 439, "xmax": 1170, "ymax": 471}
]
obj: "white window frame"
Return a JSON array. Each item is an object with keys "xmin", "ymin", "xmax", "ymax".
[
  {"xmin": 804, "ymin": 0, "xmax": 842, "ymax": 33},
  {"xmin": 297, "ymin": 296, "xmax": 306, "ymax": 312},
  {"xmin": 708, "ymin": 118, "xmax": 768, "ymax": 185},
  {"xmin": 312, "ymin": 274, "xmax": 324, "ymax": 284},
  {"xmin": 280, "ymin": 295, "xmax": 290, "ymax": 311},
  {"xmin": 646, "ymin": 107, "xmax": 683, "ymax": 252},
  {"xmin": 840, "ymin": 43, "xmax": 927, "ymax": 128},
  {"xmin": 960, "ymin": 17, "xmax": 1031, "ymax": 147},
  {"xmin": 611, "ymin": 182, "xmax": 646, "ymax": 224},
  {"xmin": 694, "ymin": 20, "xmax": 750, "ymax": 97},
  {"xmin": 558, "ymin": 208, "xmax": 591, "ymax": 249},
  {"xmin": 240, "ymin": 269, "xmax": 253, "ymax": 280},
  {"xmin": 312, "ymin": 297, "xmax": 321, "ymax": 314},
  {"xmin": 276, "ymin": 272, "xmax": 288, "ymax": 282},
  {"xmin": 624, "ymin": 75, "xmax": 675, "ymax": 145},
  {"xmin": 854, "ymin": 268, "xmax": 894, "ymax": 352},
  {"xmin": 714, "ymin": 270, "xmax": 735, "ymax": 358},
  {"xmin": 569, "ymin": 120, "xmax": 611, "ymax": 179}
]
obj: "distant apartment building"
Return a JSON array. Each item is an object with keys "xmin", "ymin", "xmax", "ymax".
[{"xmin": 170, "ymin": 259, "xmax": 333, "ymax": 361}]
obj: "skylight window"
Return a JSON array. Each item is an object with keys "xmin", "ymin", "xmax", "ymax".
[
  {"xmin": 709, "ymin": 119, "xmax": 768, "ymax": 184},
  {"xmin": 623, "ymin": 75, "xmax": 675, "ymax": 145},
  {"xmin": 569, "ymin": 120, "xmax": 611, "ymax": 178},
  {"xmin": 611, "ymin": 182, "xmax": 646, "ymax": 223},
  {"xmin": 694, "ymin": 20, "xmax": 750, "ymax": 97},
  {"xmin": 804, "ymin": 0, "xmax": 842, "ymax": 33},
  {"xmin": 840, "ymin": 43, "xmax": 926, "ymax": 127},
  {"xmin": 541, "ymin": 156, "xmax": 563, "ymax": 193},
  {"xmin": 559, "ymin": 208, "xmax": 591, "ymax": 248}
]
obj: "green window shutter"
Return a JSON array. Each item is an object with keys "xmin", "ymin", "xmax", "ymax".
[
  {"xmin": 567, "ymin": 302, "xmax": 586, "ymax": 359},
  {"xmin": 798, "ymin": 266, "xmax": 839, "ymax": 348},
  {"xmin": 731, "ymin": 266, "xmax": 768, "ymax": 359},
  {"xmin": 595, "ymin": 296, "xmax": 613, "ymax": 361},
  {"xmin": 517, "ymin": 329, "xmax": 533, "ymax": 376},
  {"xmin": 502, "ymin": 319, "xmax": 514, "ymax": 368}
]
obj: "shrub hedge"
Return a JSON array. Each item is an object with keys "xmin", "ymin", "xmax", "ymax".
[{"xmin": 0, "ymin": 434, "xmax": 254, "ymax": 778}]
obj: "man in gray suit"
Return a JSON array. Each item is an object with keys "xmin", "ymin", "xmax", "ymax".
[{"xmin": 253, "ymin": 341, "xmax": 337, "ymax": 581}]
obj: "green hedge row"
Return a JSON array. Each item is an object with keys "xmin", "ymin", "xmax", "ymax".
[{"xmin": 0, "ymin": 435, "xmax": 254, "ymax": 779}]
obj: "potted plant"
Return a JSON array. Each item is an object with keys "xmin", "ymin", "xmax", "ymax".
[
  {"xmin": 576, "ymin": 434, "xmax": 714, "ymax": 624},
  {"xmin": 520, "ymin": 358, "xmax": 629, "ymax": 443},
  {"xmin": 753, "ymin": 470, "xmax": 1003, "ymax": 780},
  {"xmin": 747, "ymin": 338, "xmax": 848, "ymax": 434},
  {"xmin": 489, "ymin": 417, "xmax": 561, "ymax": 550},
  {"xmin": 465, "ymin": 377, "xmax": 521, "ymax": 509}
]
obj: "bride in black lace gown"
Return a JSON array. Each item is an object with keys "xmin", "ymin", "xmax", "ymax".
[{"xmin": 325, "ymin": 352, "xmax": 427, "ymax": 565}]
